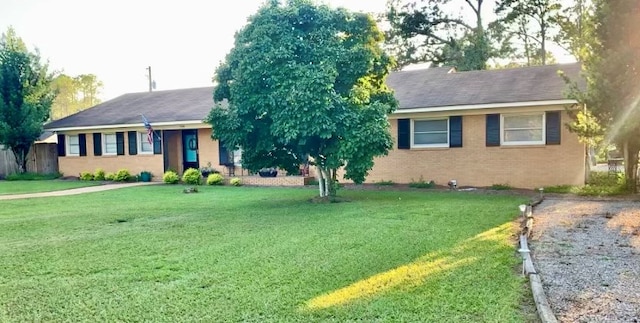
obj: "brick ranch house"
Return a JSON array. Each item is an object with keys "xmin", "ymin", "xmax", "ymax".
[{"xmin": 44, "ymin": 63, "xmax": 585, "ymax": 188}]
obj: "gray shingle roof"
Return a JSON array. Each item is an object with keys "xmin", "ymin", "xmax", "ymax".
[
  {"xmin": 387, "ymin": 62, "xmax": 582, "ymax": 110},
  {"xmin": 44, "ymin": 63, "xmax": 582, "ymax": 130},
  {"xmin": 45, "ymin": 86, "xmax": 215, "ymax": 129}
]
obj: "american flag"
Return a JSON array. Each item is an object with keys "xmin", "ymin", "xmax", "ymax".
[{"xmin": 142, "ymin": 115, "xmax": 154, "ymax": 145}]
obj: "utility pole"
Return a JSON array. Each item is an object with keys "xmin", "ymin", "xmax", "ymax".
[{"xmin": 146, "ymin": 66, "xmax": 153, "ymax": 92}]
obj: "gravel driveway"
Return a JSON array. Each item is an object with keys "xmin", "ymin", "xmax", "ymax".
[{"xmin": 531, "ymin": 196, "xmax": 640, "ymax": 322}]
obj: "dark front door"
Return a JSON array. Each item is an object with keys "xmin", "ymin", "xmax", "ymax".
[{"xmin": 182, "ymin": 130, "xmax": 199, "ymax": 171}]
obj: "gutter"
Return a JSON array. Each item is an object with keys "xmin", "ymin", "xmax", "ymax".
[{"xmin": 45, "ymin": 120, "xmax": 207, "ymax": 132}]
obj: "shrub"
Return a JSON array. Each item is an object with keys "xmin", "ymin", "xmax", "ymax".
[
  {"xmin": 229, "ymin": 177, "xmax": 242, "ymax": 186},
  {"xmin": 79, "ymin": 171, "xmax": 94, "ymax": 181},
  {"xmin": 409, "ymin": 177, "xmax": 436, "ymax": 189},
  {"xmin": 207, "ymin": 173, "xmax": 225, "ymax": 185},
  {"xmin": 104, "ymin": 173, "xmax": 115, "ymax": 181},
  {"xmin": 182, "ymin": 168, "xmax": 202, "ymax": 185},
  {"xmin": 490, "ymin": 183, "xmax": 512, "ymax": 190},
  {"xmin": 5, "ymin": 172, "xmax": 62, "ymax": 181},
  {"xmin": 113, "ymin": 169, "xmax": 132, "ymax": 182},
  {"xmin": 163, "ymin": 170, "xmax": 179, "ymax": 184},
  {"xmin": 94, "ymin": 168, "xmax": 106, "ymax": 181},
  {"xmin": 543, "ymin": 185, "xmax": 574, "ymax": 194},
  {"xmin": 375, "ymin": 180, "xmax": 394, "ymax": 186}
]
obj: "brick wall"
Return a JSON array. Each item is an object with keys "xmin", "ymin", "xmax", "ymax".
[{"xmin": 361, "ymin": 109, "xmax": 585, "ymax": 189}]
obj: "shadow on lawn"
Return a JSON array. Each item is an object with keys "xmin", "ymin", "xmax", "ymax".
[{"xmin": 301, "ymin": 222, "xmax": 515, "ymax": 311}]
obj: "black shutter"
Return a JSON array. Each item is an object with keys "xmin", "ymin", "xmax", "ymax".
[
  {"xmin": 78, "ymin": 134, "xmax": 87, "ymax": 156},
  {"xmin": 219, "ymin": 141, "xmax": 230, "ymax": 165},
  {"xmin": 153, "ymin": 130, "xmax": 162, "ymax": 154},
  {"xmin": 486, "ymin": 114, "xmax": 501, "ymax": 147},
  {"xmin": 93, "ymin": 133, "xmax": 102, "ymax": 156},
  {"xmin": 57, "ymin": 134, "xmax": 66, "ymax": 157},
  {"xmin": 397, "ymin": 119, "xmax": 410, "ymax": 149},
  {"xmin": 545, "ymin": 111, "xmax": 561, "ymax": 145},
  {"xmin": 128, "ymin": 131, "xmax": 138, "ymax": 155},
  {"xmin": 449, "ymin": 116, "xmax": 463, "ymax": 148},
  {"xmin": 116, "ymin": 132, "xmax": 125, "ymax": 155}
]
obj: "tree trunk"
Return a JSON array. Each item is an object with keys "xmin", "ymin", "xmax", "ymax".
[
  {"xmin": 317, "ymin": 166, "xmax": 326, "ymax": 197},
  {"xmin": 622, "ymin": 140, "xmax": 639, "ymax": 193},
  {"xmin": 12, "ymin": 146, "xmax": 29, "ymax": 173}
]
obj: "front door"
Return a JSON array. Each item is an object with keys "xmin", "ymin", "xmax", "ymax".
[{"xmin": 182, "ymin": 130, "xmax": 199, "ymax": 171}]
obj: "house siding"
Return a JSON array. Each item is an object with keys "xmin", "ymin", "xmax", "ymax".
[
  {"xmin": 363, "ymin": 109, "xmax": 585, "ymax": 189},
  {"xmin": 59, "ymin": 133, "xmax": 164, "ymax": 179}
]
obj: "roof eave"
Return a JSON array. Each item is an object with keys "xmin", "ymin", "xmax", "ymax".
[
  {"xmin": 45, "ymin": 120, "xmax": 207, "ymax": 132},
  {"xmin": 392, "ymin": 99, "xmax": 578, "ymax": 115}
]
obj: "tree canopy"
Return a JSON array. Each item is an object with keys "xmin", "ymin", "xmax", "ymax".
[
  {"xmin": 206, "ymin": 0, "xmax": 397, "ymax": 197},
  {"xmin": 385, "ymin": 0, "xmax": 510, "ymax": 70},
  {"xmin": 0, "ymin": 27, "xmax": 55, "ymax": 173},
  {"xmin": 563, "ymin": 0, "xmax": 640, "ymax": 191},
  {"xmin": 50, "ymin": 73, "xmax": 103, "ymax": 120}
]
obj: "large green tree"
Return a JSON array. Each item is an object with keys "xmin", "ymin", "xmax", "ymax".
[
  {"xmin": 385, "ymin": 0, "xmax": 512, "ymax": 70},
  {"xmin": 206, "ymin": 0, "xmax": 397, "ymax": 197},
  {"xmin": 50, "ymin": 73, "xmax": 103, "ymax": 120},
  {"xmin": 495, "ymin": 0, "xmax": 562, "ymax": 66},
  {"xmin": 564, "ymin": 0, "xmax": 640, "ymax": 191},
  {"xmin": 0, "ymin": 28, "xmax": 55, "ymax": 173}
]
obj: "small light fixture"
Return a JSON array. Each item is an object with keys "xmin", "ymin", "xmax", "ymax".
[
  {"xmin": 519, "ymin": 204, "xmax": 527, "ymax": 217},
  {"xmin": 448, "ymin": 179, "xmax": 457, "ymax": 190},
  {"xmin": 538, "ymin": 187, "xmax": 544, "ymax": 199}
]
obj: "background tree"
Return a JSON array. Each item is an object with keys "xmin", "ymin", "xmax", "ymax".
[
  {"xmin": 0, "ymin": 27, "xmax": 55, "ymax": 172},
  {"xmin": 563, "ymin": 0, "xmax": 640, "ymax": 191},
  {"xmin": 50, "ymin": 73, "xmax": 103, "ymax": 120},
  {"xmin": 495, "ymin": 0, "xmax": 562, "ymax": 66},
  {"xmin": 385, "ymin": 0, "xmax": 512, "ymax": 70},
  {"xmin": 206, "ymin": 0, "xmax": 397, "ymax": 198}
]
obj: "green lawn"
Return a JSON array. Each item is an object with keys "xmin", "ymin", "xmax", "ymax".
[
  {"xmin": 0, "ymin": 180, "xmax": 101, "ymax": 195},
  {"xmin": 0, "ymin": 186, "xmax": 529, "ymax": 322}
]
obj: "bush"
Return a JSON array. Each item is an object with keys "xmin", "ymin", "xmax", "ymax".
[
  {"xmin": 79, "ymin": 171, "xmax": 94, "ymax": 181},
  {"xmin": 229, "ymin": 177, "xmax": 242, "ymax": 186},
  {"xmin": 409, "ymin": 177, "xmax": 436, "ymax": 189},
  {"xmin": 113, "ymin": 169, "xmax": 132, "ymax": 182},
  {"xmin": 490, "ymin": 183, "xmax": 512, "ymax": 190},
  {"xmin": 207, "ymin": 173, "xmax": 225, "ymax": 185},
  {"xmin": 375, "ymin": 180, "xmax": 394, "ymax": 186},
  {"xmin": 4, "ymin": 172, "xmax": 62, "ymax": 181},
  {"xmin": 182, "ymin": 168, "xmax": 202, "ymax": 185},
  {"xmin": 104, "ymin": 173, "xmax": 115, "ymax": 181},
  {"xmin": 94, "ymin": 168, "xmax": 106, "ymax": 181},
  {"xmin": 163, "ymin": 170, "xmax": 179, "ymax": 184}
]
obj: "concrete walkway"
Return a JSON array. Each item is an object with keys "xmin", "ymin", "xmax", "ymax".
[{"xmin": 0, "ymin": 182, "xmax": 158, "ymax": 200}]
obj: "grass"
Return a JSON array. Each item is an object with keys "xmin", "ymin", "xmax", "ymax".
[
  {"xmin": 0, "ymin": 186, "xmax": 529, "ymax": 322},
  {"xmin": 408, "ymin": 177, "xmax": 436, "ymax": 188},
  {"xmin": 544, "ymin": 171, "xmax": 633, "ymax": 196},
  {"xmin": 490, "ymin": 183, "xmax": 513, "ymax": 191},
  {"xmin": 4, "ymin": 172, "xmax": 62, "ymax": 181},
  {"xmin": 0, "ymin": 180, "xmax": 101, "ymax": 195}
]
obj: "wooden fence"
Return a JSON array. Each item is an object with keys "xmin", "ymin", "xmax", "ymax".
[{"xmin": 0, "ymin": 144, "xmax": 58, "ymax": 177}]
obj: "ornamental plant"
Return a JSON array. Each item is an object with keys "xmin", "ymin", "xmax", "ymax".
[
  {"xmin": 182, "ymin": 168, "xmax": 202, "ymax": 185},
  {"xmin": 207, "ymin": 173, "xmax": 224, "ymax": 186},
  {"xmin": 163, "ymin": 170, "xmax": 179, "ymax": 184}
]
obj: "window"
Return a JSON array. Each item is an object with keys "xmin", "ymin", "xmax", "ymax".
[
  {"xmin": 138, "ymin": 132, "xmax": 153, "ymax": 154},
  {"xmin": 501, "ymin": 113, "xmax": 545, "ymax": 145},
  {"xmin": 412, "ymin": 118, "xmax": 449, "ymax": 148},
  {"xmin": 103, "ymin": 133, "xmax": 117, "ymax": 155},
  {"xmin": 67, "ymin": 135, "xmax": 80, "ymax": 156}
]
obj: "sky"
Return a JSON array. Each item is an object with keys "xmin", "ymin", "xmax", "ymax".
[
  {"xmin": 1, "ymin": 0, "xmax": 387, "ymax": 101},
  {"xmin": 2, "ymin": 0, "xmax": 572, "ymax": 102}
]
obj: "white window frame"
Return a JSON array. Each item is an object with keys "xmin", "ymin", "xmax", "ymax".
[
  {"xmin": 137, "ymin": 132, "xmax": 153, "ymax": 154},
  {"xmin": 411, "ymin": 118, "xmax": 449, "ymax": 148},
  {"xmin": 66, "ymin": 134, "xmax": 80, "ymax": 156},
  {"xmin": 501, "ymin": 113, "xmax": 545, "ymax": 146},
  {"xmin": 233, "ymin": 148, "xmax": 243, "ymax": 166},
  {"xmin": 103, "ymin": 133, "xmax": 117, "ymax": 156}
]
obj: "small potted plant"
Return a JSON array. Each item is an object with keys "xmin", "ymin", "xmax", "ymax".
[
  {"xmin": 139, "ymin": 171, "xmax": 152, "ymax": 182},
  {"xmin": 200, "ymin": 162, "xmax": 217, "ymax": 178},
  {"xmin": 258, "ymin": 167, "xmax": 278, "ymax": 177}
]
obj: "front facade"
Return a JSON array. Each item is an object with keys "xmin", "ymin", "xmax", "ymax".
[{"xmin": 45, "ymin": 63, "xmax": 586, "ymax": 188}]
